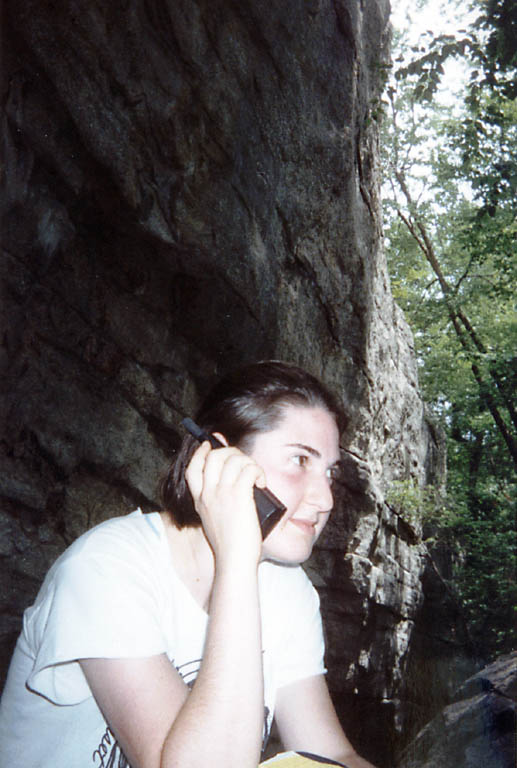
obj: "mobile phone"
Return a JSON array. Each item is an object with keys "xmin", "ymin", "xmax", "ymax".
[{"xmin": 182, "ymin": 417, "xmax": 286, "ymax": 539}]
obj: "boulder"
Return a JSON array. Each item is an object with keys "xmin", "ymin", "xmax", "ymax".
[{"xmin": 396, "ymin": 653, "xmax": 517, "ymax": 768}]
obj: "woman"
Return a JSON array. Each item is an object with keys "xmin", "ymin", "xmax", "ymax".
[{"xmin": 0, "ymin": 361, "xmax": 377, "ymax": 768}]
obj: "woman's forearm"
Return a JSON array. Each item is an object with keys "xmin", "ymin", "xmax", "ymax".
[{"xmin": 161, "ymin": 560, "xmax": 264, "ymax": 768}]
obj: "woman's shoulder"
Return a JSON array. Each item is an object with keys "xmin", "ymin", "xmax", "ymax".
[
  {"xmin": 259, "ymin": 560, "xmax": 318, "ymax": 603},
  {"xmin": 25, "ymin": 511, "xmax": 171, "ymax": 636},
  {"xmin": 43, "ymin": 509, "xmax": 168, "ymax": 588},
  {"xmin": 21, "ymin": 511, "xmax": 175, "ymax": 687},
  {"xmin": 67, "ymin": 508, "xmax": 163, "ymax": 554}
]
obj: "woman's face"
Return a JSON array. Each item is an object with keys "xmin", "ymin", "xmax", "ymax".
[{"xmin": 247, "ymin": 403, "xmax": 341, "ymax": 565}]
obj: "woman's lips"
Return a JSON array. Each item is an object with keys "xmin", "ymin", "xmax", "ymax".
[{"xmin": 289, "ymin": 518, "xmax": 316, "ymax": 536}]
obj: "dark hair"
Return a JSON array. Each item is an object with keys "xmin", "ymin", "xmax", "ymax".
[{"xmin": 161, "ymin": 360, "xmax": 345, "ymax": 528}]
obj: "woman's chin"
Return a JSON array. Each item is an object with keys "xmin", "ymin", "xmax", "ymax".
[{"xmin": 260, "ymin": 537, "xmax": 315, "ymax": 566}]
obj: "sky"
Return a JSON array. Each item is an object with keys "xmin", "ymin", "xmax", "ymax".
[
  {"xmin": 389, "ymin": 0, "xmax": 477, "ymax": 107},
  {"xmin": 390, "ymin": 0, "xmax": 469, "ymax": 40},
  {"xmin": 381, "ymin": 1, "xmax": 480, "ymax": 223}
]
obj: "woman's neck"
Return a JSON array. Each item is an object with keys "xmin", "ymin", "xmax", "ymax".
[{"xmin": 162, "ymin": 514, "xmax": 215, "ymax": 611}]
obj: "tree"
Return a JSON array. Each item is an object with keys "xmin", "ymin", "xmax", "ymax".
[{"xmin": 381, "ymin": 0, "xmax": 517, "ymax": 658}]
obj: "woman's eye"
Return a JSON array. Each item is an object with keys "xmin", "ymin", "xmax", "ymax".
[{"xmin": 292, "ymin": 454, "xmax": 309, "ymax": 467}]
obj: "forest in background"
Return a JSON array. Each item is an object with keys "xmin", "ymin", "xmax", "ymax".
[{"xmin": 381, "ymin": 0, "xmax": 516, "ymax": 661}]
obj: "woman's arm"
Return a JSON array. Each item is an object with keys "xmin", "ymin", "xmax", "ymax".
[
  {"xmin": 274, "ymin": 675, "xmax": 379, "ymax": 768},
  {"xmin": 81, "ymin": 441, "xmax": 267, "ymax": 768},
  {"xmin": 81, "ymin": 562, "xmax": 263, "ymax": 768}
]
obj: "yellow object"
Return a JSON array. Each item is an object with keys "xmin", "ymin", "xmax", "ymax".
[{"xmin": 260, "ymin": 751, "xmax": 346, "ymax": 767}]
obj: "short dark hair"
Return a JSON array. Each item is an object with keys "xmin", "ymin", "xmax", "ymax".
[{"xmin": 161, "ymin": 360, "xmax": 345, "ymax": 528}]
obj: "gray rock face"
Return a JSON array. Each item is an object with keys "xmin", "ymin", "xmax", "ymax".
[
  {"xmin": 1, "ymin": 1, "xmax": 461, "ymax": 764},
  {"xmin": 396, "ymin": 653, "xmax": 517, "ymax": 768}
]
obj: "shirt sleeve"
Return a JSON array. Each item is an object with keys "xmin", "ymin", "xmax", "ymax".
[{"xmin": 24, "ymin": 516, "xmax": 168, "ymax": 706}]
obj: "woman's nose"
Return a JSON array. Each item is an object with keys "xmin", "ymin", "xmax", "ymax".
[{"xmin": 307, "ymin": 472, "xmax": 334, "ymax": 512}]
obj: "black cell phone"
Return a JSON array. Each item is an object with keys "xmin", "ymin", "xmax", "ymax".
[{"xmin": 182, "ymin": 417, "xmax": 286, "ymax": 539}]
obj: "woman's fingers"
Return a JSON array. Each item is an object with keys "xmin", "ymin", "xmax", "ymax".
[
  {"xmin": 185, "ymin": 440, "xmax": 212, "ymax": 502},
  {"xmin": 201, "ymin": 448, "xmax": 262, "ymax": 495},
  {"xmin": 185, "ymin": 443, "xmax": 265, "ymax": 560}
]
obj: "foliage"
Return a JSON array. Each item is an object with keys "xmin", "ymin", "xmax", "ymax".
[
  {"xmin": 385, "ymin": 478, "xmax": 449, "ymax": 533},
  {"xmin": 382, "ymin": 0, "xmax": 517, "ymax": 659}
]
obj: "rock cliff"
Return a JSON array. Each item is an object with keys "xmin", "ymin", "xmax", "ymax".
[
  {"xmin": 396, "ymin": 653, "xmax": 517, "ymax": 768},
  {"xmin": 1, "ymin": 1, "xmax": 466, "ymax": 764}
]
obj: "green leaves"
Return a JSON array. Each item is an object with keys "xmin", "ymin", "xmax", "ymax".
[
  {"xmin": 395, "ymin": 34, "xmax": 477, "ymax": 102},
  {"xmin": 382, "ymin": 0, "xmax": 517, "ymax": 659}
]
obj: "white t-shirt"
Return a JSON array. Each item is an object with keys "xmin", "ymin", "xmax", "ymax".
[{"xmin": 0, "ymin": 510, "xmax": 325, "ymax": 768}]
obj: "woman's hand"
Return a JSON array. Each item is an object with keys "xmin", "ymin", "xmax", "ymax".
[{"xmin": 185, "ymin": 440, "xmax": 266, "ymax": 567}]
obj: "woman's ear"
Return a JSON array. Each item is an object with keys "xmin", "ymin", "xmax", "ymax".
[{"xmin": 212, "ymin": 431, "xmax": 229, "ymax": 446}]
